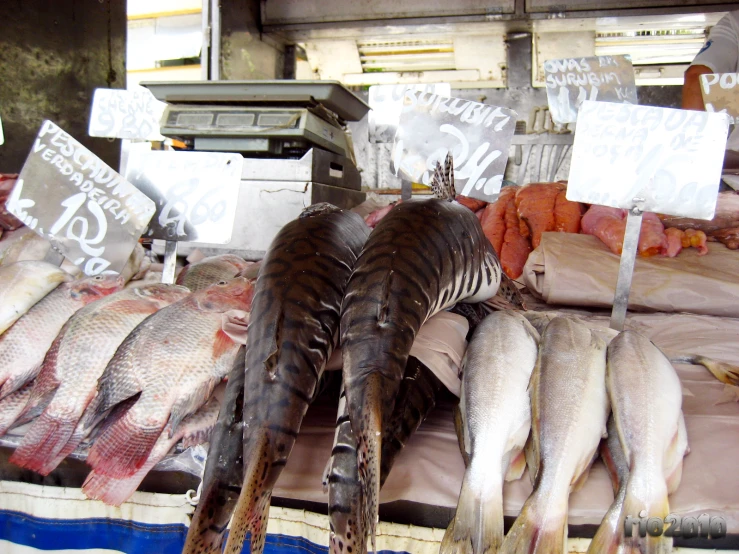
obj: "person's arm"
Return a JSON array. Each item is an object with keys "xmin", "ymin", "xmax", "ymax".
[{"xmin": 682, "ymin": 64, "xmax": 714, "ymax": 110}]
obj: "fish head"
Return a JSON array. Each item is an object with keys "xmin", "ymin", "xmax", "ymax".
[
  {"xmin": 132, "ymin": 283, "xmax": 191, "ymax": 308},
  {"xmin": 196, "ymin": 276, "xmax": 255, "ymax": 313},
  {"xmin": 300, "ymin": 202, "xmax": 340, "ymax": 219},
  {"xmin": 68, "ymin": 274, "xmax": 124, "ymax": 303}
]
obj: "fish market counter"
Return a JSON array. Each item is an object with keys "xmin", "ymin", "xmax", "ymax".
[{"xmin": 1, "ymin": 309, "xmax": 738, "ymax": 553}]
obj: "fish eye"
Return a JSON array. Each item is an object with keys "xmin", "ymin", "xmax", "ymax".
[
  {"xmin": 94, "ymin": 275, "xmax": 104, "ymax": 280},
  {"xmin": 217, "ymin": 280, "xmax": 228, "ymax": 286}
]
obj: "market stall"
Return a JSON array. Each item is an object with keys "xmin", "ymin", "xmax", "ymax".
[{"xmin": 1, "ymin": 2, "xmax": 739, "ymax": 554}]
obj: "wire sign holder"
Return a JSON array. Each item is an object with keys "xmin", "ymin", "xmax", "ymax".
[{"xmin": 566, "ymin": 101, "xmax": 729, "ymax": 331}]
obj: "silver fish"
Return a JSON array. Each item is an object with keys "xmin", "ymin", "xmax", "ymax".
[
  {"xmin": 594, "ymin": 330, "xmax": 688, "ymax": 554},
  {"xmin": 442, "ymin": 312, "xmax": 539, "ymax": 554},
  {"xmin": 501, "ymin": 317, "xmax": 608, "ymax": 554},
  {"xmin": 341, "ymin": 157, "xmax": 503, "ymax": 549}
]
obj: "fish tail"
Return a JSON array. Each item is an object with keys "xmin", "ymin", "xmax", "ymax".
[
  {"xmin": 86, "ymin": 411, "xmax": 162, "ymax": 478},
  {"xmin": 670, "ymin": 354, "xmax": 739, "ymax": 386},
  {"xmin": 441, "ymin": 471, "xmax": 503, "ymax": 554},
  {"xmin": 9, "ymin": 411, "xmax": 78, "ymax": 475},
  {"xmin": 587, "ymin": 487, "xmax": 629, "ymax": 554},
  {"xmin": 82, "ymin": 470, "xmax": 138, "ymax": 506},
  {"xmin": 500, "ymin": 495, "xmax": 567, "ymax": 554},
  {"xmin": 498, "ymin": 272, "xmax": 526, "ymax": 309},
  {"xmin": 223, "ymin": 431, "xmax": 272, "ymax": 554},
  {"xmin": 351, "ymin": 373, "xmax": 383, "ymax": 553},
  {"xmin": 619, "ymin": 474, "xmax": 672, "ymax": 554}
]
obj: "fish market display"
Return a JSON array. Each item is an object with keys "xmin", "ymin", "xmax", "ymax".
[
  {"xmin": 326, "ymin": 356, "xmax": 444, "ymax": 554},
  {"xmin": 442, "ymin": 312, "xmax": 539, "ymax": 554},
  {"xmin": 592, "ymin": 330, "xmax": 688, "ymax": 553},
  {"xmin": 0, "ymin": 260, "xmax": 72, "ymax": 335},
  {"xmin": 182, "ymin": 349, "xmax": 246, "ymax": 554},
  {"xmin": 0, "ymin": 274, "xmax": 122, "ymax": 402},
  {"xmin": 9, "ymin": 284, "xmax": 190, "ymax": 475},
  {"xmin": 176, "ymin": 254, "xmax": 252, "ymax": 292},
  {"xmin": 79, "ymin": 277, "xmax": 253, "ymax": 480},
  {"xmin": 341, "ymin": 156, "xmax": 503, "ymax": 549},
  {"xmin": 195, "ymin": 203, "xmax": 369, "ymax": 554},
  {"xmin": 586, "ymin": 417, "xmax": 629, "ymax": 554},
  {"xmin": 501, "ymin": 317, "xmax": 608, "ymax": 553},
  {"xmin": 83, "ymin": 391, "xmax": 222, "ymax": 506}
]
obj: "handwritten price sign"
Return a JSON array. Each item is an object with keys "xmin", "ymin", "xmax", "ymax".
[
  {"xmin": 392, "ymin": 92, "xmax": 517, "ymax": 202},
  {"xmin": 124, "ymin": 151, "xmax": 244, "ymax": 244},
  {"xmin": 369, "ymin": 83, "xmax": 451, "ymax": 143},
  {"xmin": 545, "ymin": 55, "xmax": 637, "ymax": 125},
  {"xmin": 89, "ymin": 87, "xmax": 166, "ymax": 141},
  {"xmin": 5, "ymin": 120, "xmax": 156, "ymax": 275},
  {"xmin": 567, "ymin": 101, "xmax": 729, "ymax": 219}
]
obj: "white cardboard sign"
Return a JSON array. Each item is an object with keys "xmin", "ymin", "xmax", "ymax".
[
  {"xmin": 125, "ymin": 150, "xmax": 244, "ymax": 244},
  {"xmin": 5, "ymin": 120, "xmax": 156, "ymax": 275},
  {"xmin": 89, "ymin": 86, "xmax": 167, "ymax": 141},
  {"xmin": 392, "ymin": 92, "xmax": 517, "ymax": 202},
  {"xmin": 700, "ymin": 73, "xmax": 739, "ymax": 124},
  {"xmin": 545, "ymin": 55, "xmax": 637, "ymax": 125},
  {"xmin": 368, "ymin": 83, "xmax": 451, "ymax": 143},
  {"xmin": 567, "ymin": 101, "xmax": 729, "ymax": 220}
]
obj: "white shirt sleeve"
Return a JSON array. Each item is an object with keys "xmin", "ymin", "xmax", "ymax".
[{"xmin": 691, "ymin": 12, "xmax": 739, "ymax": 73}]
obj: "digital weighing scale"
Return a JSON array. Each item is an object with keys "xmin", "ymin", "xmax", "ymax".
[{"xmin": 140, "ymin": 80, "xmax": 370, "ymax": 259}]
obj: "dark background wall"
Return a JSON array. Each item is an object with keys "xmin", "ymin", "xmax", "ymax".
[{"xmin": 0, "ymin": 0, "xmax": 127, "ymax": 173}]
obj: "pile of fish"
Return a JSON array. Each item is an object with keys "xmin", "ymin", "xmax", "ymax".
[{"xmin": 0, "ymin": 248, "xmax": 258, "ymax": 506}]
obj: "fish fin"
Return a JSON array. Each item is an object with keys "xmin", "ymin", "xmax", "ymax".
[
  {"xmin": 0, "ymin": 384, "xmax": 33, "ymax": 437},
  {"xmin": 86, "ymin": 409, "xmax": 164, "ymax": 478},
  {"xmin": 14, "ymin": 383, "xmax": 57, "ymax": 427},
  {"xmin": 500, "ymin": 496, "xmax": 567, "ymax": 554},
  {"xmin": 670, "ymin": 354, "xmax": 739, "ymax": 386},
  {"xmin": 82, "ymin": 470, "xmax": 140, "ymax": 507},
  {"xmin": 619, "ymin": 475, "xmax": 672, "ymax": 554},
  {"xmin": 586, "ymin": 486, "xmax": 630, "ymax": 554},
  {"xmin": 505, "ymin": 448, "xmax": 527, "ymax": 482},
  {"xmin": 169, "ymin": 379, "xmax": 218, "ymax": 437},
  {"xmin": 0, "ymin": 364, "xmax": 40, "ymax": 401},
  {"xmin": 351, "ymin": 373, "xmax": 384, "ymax": 553},
  {"xmin": 665, "ymin": 412, "xmax": 688, "ymax": 495},
  {"xmin": 571, "ymin": 458, "xmax": 595, "ymax": 493},
  {"xmin": 213, "ymin": 328, "xmax": 236, "ymax": 360},
  {"xmin": 9, "ymin": 411, "xmax": 78, "ymax": 475},
  {"xmin": 431, "ymin": 153, "xmax": 456, "ymax": 201},
  {"xmin": 453, "ymin": 401, "xmax": 471, "ymax": 468},
  {"xmin": 524, "ymin": 365, "xmax": 541, "ymax": 486},
  {"xmin": 224, "ymin": 431, "xmax": 272, "ymax": 554},
  {"xmin": 496, "ymin": 272, "xmax": 527, "ymax": 310},
  {"xmin": 441, "ymin": 471, "xmax": 503, "ymax": 554}
]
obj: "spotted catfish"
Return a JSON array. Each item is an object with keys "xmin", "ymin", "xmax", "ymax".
[
  {"xmin": 219, "ymin": 203, "xmax": 370, "ymax": 554},
  {"xmin": 340, "ymin": 156, "xmax": 504, "ymax": 549},
  {"xmin": 325, "ymin": 356, "xmax": 444, "ymax": 554}
]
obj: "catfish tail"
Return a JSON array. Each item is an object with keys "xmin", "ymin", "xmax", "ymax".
[
  {"xmin": 347, "ymin": 373, "xmax": 384, "ymax": 553},
  {"xmin": 223, "ymin": 431, "xmax": 272, "ymax": 554},
  {"xmin": 669, "ymin": 354, "xmax": 739, "ymax": 386}
]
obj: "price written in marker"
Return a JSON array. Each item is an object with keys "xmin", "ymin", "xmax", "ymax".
[
  {"xmin": 567, "ymin": 101, "xmax": 730, "ymax": 219},
  {"xmin": 125, "ymin": 151, "xmax": 244, "ymax": 244},
  {"xmin": 368, "ymin": 83, "xmax": 451, "ymax": 143},
  {"xmin": 392, "ymin": 92, "xmax": 517, "ymax": 202},
  {"xmin": 5, "ymin": 120, "xmax": 156, "ymax": 275},
  {"xmin": 545, "ymin": 55, "xmax": 637, "ymax": 125},
  {"xmin": 88, "ymin": 86, "xmax": 167, "ymax": 141}
]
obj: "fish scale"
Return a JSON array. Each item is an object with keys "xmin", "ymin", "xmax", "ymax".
[
  {"xmin": 9, "ymin": 284, "xmax": 190, "ymax": 475},
  {"xmin": 186, "ymin": 203, "xmax": 369, "ymax": 554},
  {"xmin": 176, "ymin": 254, "xmax": 251, "ymax": 292},
  {"xmin": 0, "ymin": 274, "xmax": 123, "ymax": 402},
  {"xmin": 341, "ymin": 158, "xmax": 502, "ymax": 550},
  {"xmin": 81, "ymin": 277, "xmax": 254, "ymax": 479}
]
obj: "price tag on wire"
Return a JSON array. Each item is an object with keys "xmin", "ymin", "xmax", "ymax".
[
  {"xmin": 5, "ymin": 120, "xmax": 156, "ymax": 276},
  {"xmin": 391, "ymin": 92, "xmax": 517, "ymax": 202},
  {"xmin": 544, "ymin": 55, "xmax": 637, "ymax": 125},
  {"xmin": 125, "ymin": 150, "xmax": 244, "ymax": 244},
  {"xmin": 89, "ymin": 86, "xmax": 167, "ymax": 141}
]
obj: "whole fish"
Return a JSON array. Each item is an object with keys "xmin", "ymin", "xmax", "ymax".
[
  {"xmin": 586, "ymin": 416, "xmax": 629, "ymax": 554},
  {"xmin": 501, "ymin": 317, "xmax": 608, "ymax": 554},
  {"xmin": 341, "ymin": 157, "xmax": 503, "ymax": 548},
  {"xmin": 221, "ymin": 203, "xmax": 369, "ymax": 554},
  {"xmin": 442, "ymin": 312, "xmax": 539, "ymax": 554},
  {"xmin": 594, "ymin": 330, "xmax": 688, "ymax": 554},
  {"xmin": 82, "ymin": 277, "xmax": 254, "ymax": 479},
  {"xmin": 0, "ymin": 260, "xmax": 72, "ymax": 335},
  {"xmin": 176, "ymin": 254, "xmax": 252, "ymax": 292},
  {"xmin": 0, "ymin": 274, "xmax": 122, "ymax": 401},
  {"xmin": 9, "ymin": 284, "xmax": 191, "ymax": 475},
  {"xmin": 325, "ymin": 356, "xmax": 444, "ymax": 554},
  {"xmin": 83, "ymin": 390, "xmax": 222, "ymax": 506},
  {"xmin": 182, "ymin": 348, "xmax": 246, "ymax": 554}
]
